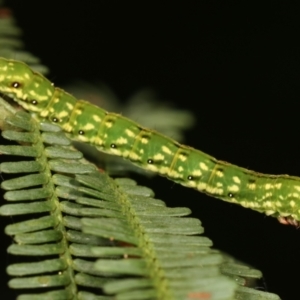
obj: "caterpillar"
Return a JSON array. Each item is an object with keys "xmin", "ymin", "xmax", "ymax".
[{"xmin": 0, "ymin": 57, "xmax": 299, "ymax": 226}]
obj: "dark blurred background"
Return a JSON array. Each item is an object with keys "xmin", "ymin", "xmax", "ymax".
[{"xmin": 2, "ymin": 1, "xmax": 300, "ymax": 299}]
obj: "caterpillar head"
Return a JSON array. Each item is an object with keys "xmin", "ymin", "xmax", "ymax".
[{"xmin": 0, "ymin": 59, "xmax": 55, "ymax": 113}]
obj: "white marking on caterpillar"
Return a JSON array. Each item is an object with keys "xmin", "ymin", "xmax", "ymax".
[
  {"xmin": 199, "ymin": 162, "xmax": 208, "ymax": 171},
  {"xmin": 228, "ymin": 185, "xmax": 239, "ymax": 192},
  {"xmin": 162, "ymin": 145, "xmax": 172, "ymax": 155},
  {"xmin": 233, "ymin": 176, "xmax": 241, "ymax": 184},
  {"xmin": 116, "ymin": 137, "xmax": 128, "ymax": 144}
]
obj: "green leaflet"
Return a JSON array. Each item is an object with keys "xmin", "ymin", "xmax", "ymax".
[{"xmin": 0, "ymin": 57, "xmax": 299, "ymax": 225}]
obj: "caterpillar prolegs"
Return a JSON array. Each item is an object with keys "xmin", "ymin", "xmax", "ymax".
[{"xmin": 0, "ymin": 57, "xmax": 299, "ymax": 225}]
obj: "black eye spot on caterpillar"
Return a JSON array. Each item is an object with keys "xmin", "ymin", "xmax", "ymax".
[
  {"xmin": 31, "ymin": 100, "xmax": 38, "ymax": 105},
  {"xmin": 11, "ymin": 82, "xmax": 21, "ymax": 88},
  {"xmin": 78, "ymin": 130, "xmax": 85, "ymax": 135},
  {"xmin": 51, "ymin": 117, "xmax": 59, "ymax": 123},
  {"xmin": 141, "ymin": 134, "xmax": 151, "ymax": 142}
]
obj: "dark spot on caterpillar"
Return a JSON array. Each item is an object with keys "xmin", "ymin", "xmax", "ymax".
[
  {"xmin": 180, "ymin": 151, "xmax": 189, "ymax": 158},
  {"xmin": 147, "ymin": 159, "xmax": 153, "ymax": 164},
  {"xmin": 248, "ymin": 178, "xmax": 256, "ymax": 183},
  {"xmin": 105, "ymin": 116, "xmax": 115, "ymax": 126},
  {"xmin": 110, "ymin": 144, "xmax": 117, "ymax": 148},
  {"xmin": 187, "ymin": 175, "xmax": 193, "ymax": 180},
  {"xmin": 106, "ymin": 121, "xmax": 114, "ymax": 127},
  {"xmin": 228, "ymin": 193, "xmax": 234, "ymax": 198},
  {"xmin": 51, "ymin": 117, "xmax": 59, "ymax": 123},
  {"xmin": 78, "ymin": 130, "xmax": 85, "ymax": 135},
  {"xmin": 31, "ymin": 100, "xmax": 38, "ymax": 105},
  {"xmin": 141, "ymin": 134, "xmax": 150, "ymax": 140},
  {"xmin": 11, "ymin": 82, "xmax": 21, "ymax": 88},
  {"xmin": 217, "ymin": 167, "xmax": 224, "ymax": 172}
]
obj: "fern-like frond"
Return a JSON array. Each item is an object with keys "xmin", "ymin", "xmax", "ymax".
[
  {"xmin": 0, "ymin": 100, "xmax": 281, "ymax": 299},
  {"xmin": 0, "ymin": 108, "xmax": 236, "ymax": 299}
]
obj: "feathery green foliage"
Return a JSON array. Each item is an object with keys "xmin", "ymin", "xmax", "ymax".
[
  {"xmin": 0, "ymin": 100, "xmax": 281, "ymax": 300},
  {"xmin": 0, "ymin": 106, "xmax": 233, "ymax": 299}
]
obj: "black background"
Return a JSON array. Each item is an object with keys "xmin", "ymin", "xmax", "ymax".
[{"xmin": 2, "ymin": 1, "xmax": 300, "ymax": 299}]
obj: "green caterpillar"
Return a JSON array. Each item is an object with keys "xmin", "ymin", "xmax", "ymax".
[{"xmin": 0, "ymin": 57, "xmax": 299, "ymax": 226}]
